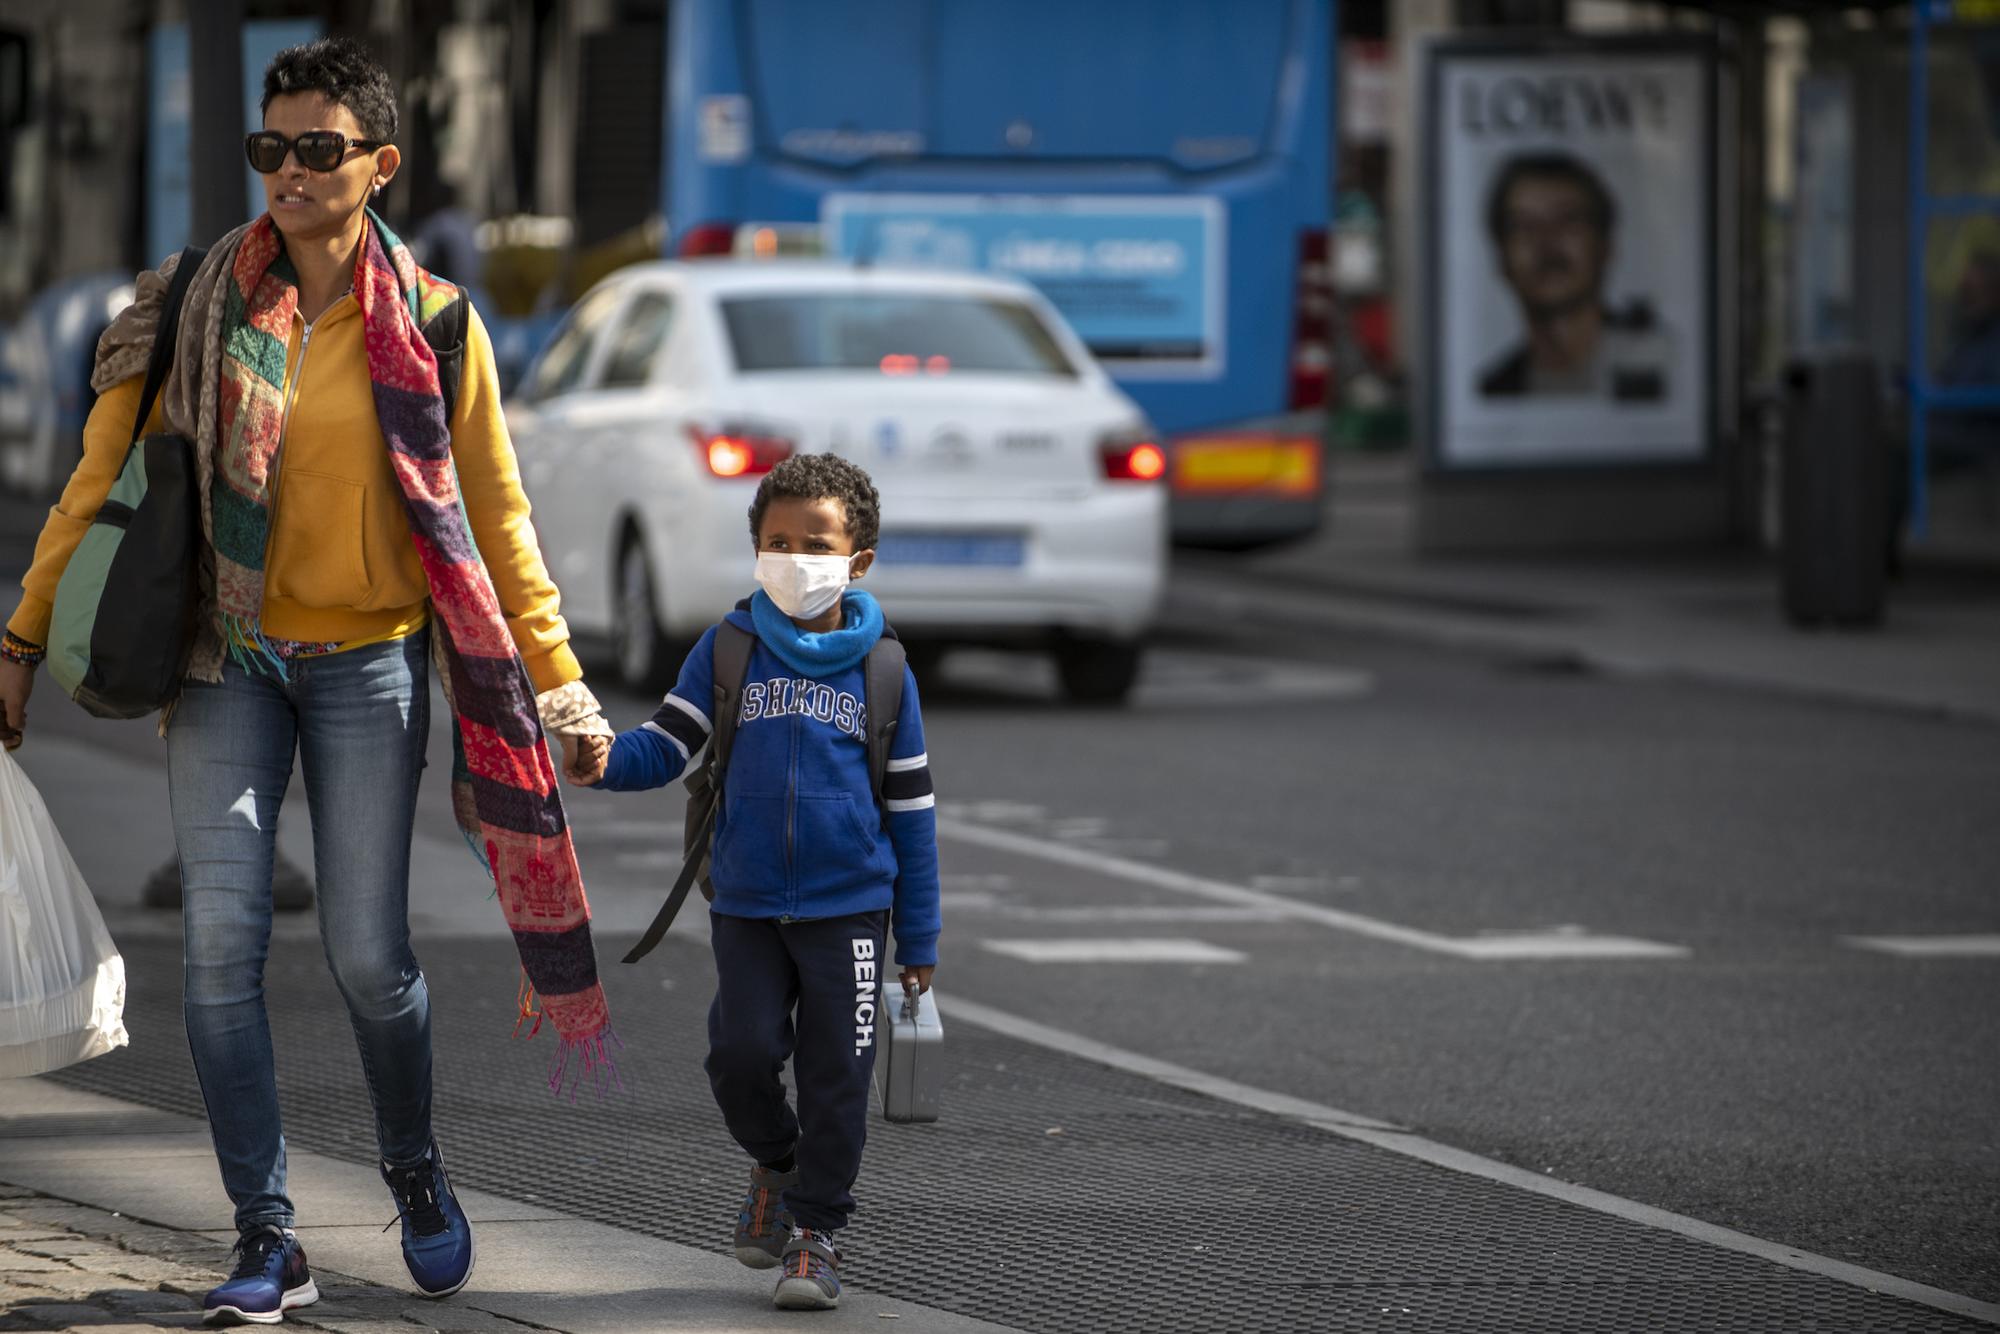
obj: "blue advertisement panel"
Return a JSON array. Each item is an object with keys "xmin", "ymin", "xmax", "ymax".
[
  {"xmin": 821, "ymin": 194, "xmax": 1225, "ymax": 377},
  {"xmin": 147, "ymin": 20, "xmax": 321, "ymax": 263},
  {"xmin": 144, "ymin": 25, "xmax": 190, "ymax": 266}
]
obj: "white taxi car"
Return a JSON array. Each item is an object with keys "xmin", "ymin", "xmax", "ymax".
[{"xmin": 506, "ymin": 261, "xmax": 1168, "ymax": 703}]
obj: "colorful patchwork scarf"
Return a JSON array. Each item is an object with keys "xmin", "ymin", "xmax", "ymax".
[{"xmin": 211, "ymin": 213, "xmax": 614, "ymax": 1092}]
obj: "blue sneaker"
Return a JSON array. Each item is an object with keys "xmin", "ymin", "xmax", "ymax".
[
  {"xmin": 381, "ymin": 1141, "xmax": 475, "ymax": 1297},
  {"xmin": 203, "ymin": 1225, "xmax": 318, "ymax": 1326}
]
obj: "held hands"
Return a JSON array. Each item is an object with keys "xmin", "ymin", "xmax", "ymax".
[
  {"xmin": 899, "ymin": 965, "xmax": 935, "ymax": 996},
  {"xmin": 561, "ymin": 733, "xmax": 610, "ymax": 786},
  {"xmin": 537, "ymin": 678, "xmax": 614, "ymax": 787}
]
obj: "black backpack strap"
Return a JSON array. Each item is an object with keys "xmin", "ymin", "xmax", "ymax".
[
  {"xmin": 131, "ymin": 246, "xmax": 207, "ymax": 445},
  {"xmin": 620, "ymin": 799, "xmax": 714, "ymax": 966},
  {"xmin": 707, "ymin": 621, "xmax": 755, "ymax": 782},
  {"xmin": 621, "ymin": 622, "xmax": 756, "ymax": 965},
  {"xmin": 864, "ymin": 637, "xmax": 907, "ymax": 822},
  {"xmin": 419, "ymin": 290, "xmax": 470, "ymax": 424}
]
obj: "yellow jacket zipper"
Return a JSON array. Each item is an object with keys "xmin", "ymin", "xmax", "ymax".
[{"xmin": 263, "ymin": 305, "xmax": 330, "ymax": 554}]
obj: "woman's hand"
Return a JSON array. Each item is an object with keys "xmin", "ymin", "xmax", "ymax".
[
  {"xmin": 561, "ymin": 733, "xmax": 609, "ymax": 787},
  {"xmin": 898, "ymin": 965, "xmax": 935, "ymax": 996},
  {"xmin": 538, "ymin": 679, "xmax": 614, "ymax": 786},
  {"xmin": 0, "ymin": 658, "xmax": 33, "ymax": 751}
]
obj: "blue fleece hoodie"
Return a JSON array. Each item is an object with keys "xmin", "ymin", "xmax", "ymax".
[{"xmin": 593, "ymin": 591, "xmax": 941, "ymax": 967}]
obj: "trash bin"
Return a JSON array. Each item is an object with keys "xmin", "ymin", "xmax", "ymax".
[{"xmin": 1780, "ymin": 352, "xmax": 1890, "ymax": 628}]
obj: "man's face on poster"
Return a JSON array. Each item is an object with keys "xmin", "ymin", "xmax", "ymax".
[
  {"xmin": 1496, "ymin": 175, "xmax": 1610, "ymax": 321},
  {"xmin": 1954, "ymin": 255, "xmax": 2000, "ymax": 332}
]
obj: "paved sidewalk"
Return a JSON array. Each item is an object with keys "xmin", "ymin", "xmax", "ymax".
[
  {"xmin": 0, "ymin": 1080, "xmax": 1014, "ymax": 1334},
  {"xmin": 0, "ymin": 1180, "xmax": 526, "ymax": 1334},
  {"xmin": 1167, "ymin": 452, "xmax": 2000, "ymax": 723}
]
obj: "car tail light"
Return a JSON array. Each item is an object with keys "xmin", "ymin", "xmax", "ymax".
[
  {"xmin": 691, "ymin": 427, "xmax": 792, "ymax": 478},
  {"xmin": 1100, "ymin": 434, "xmax": 1167, "ymax": 482},
  {"xmin": 1289, "ymin": 229, "xmax": 1334, "ymax": 410},
  {"xmin": 877, "ymin": 354, "xmax": 953, "ymax": 376},
  {"xmin": 677, "ymin": 222, "xmax": 736, "ymax": 258}
]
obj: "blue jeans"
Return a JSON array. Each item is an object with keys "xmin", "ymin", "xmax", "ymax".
[{"xmin": 167, "ymin": 630, "xmax": 433, "ymax": 1232}]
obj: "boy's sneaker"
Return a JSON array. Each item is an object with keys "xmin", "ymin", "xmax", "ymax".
[
  {"xmin": 773, "ymin": 1227, "xmax": 843, "ymax": 1310},
  {"xmin": 202, "ymin": 1225, "xmax": 318, "ymax": 1326},
  {"xmin": 733, "ymin": 1162, "xmax": 798, "ymax": 1268},
  {"xmin": 381, "ymin": 1141, "xmax": 475, "ymax": 1297}
]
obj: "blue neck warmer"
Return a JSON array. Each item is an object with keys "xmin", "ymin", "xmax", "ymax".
[{"xmin": 750, "ymin": 589, "xmax": 885, "ymax": 677}]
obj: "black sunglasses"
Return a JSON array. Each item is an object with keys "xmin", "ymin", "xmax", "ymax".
[{"xmin": 245, "ymin": 129, "xmax": 385, "ymax": 174}]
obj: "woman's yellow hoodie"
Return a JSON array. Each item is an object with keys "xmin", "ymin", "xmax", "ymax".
[{"xmin": 8, "ymin": 295, "xmax": 580, "ymax": 692}]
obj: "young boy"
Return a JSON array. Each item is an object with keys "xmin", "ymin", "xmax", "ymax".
[{"xmin": 576, "ymin": 453, "xmax": 939, "ymax": 1311}]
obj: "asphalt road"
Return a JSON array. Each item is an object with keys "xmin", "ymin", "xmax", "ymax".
[
  {"xmin": 585, "ymin": 594, "xmax": 2000, "ymax": 1302},
  {"xmin": 4, "ymin": 516, "xmax": 1997, "ymax": 1309}
]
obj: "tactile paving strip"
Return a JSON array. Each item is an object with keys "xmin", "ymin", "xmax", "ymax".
[{"xmin": 47, "ymin": 935, "xmax": 1987, "ymax": 1334}]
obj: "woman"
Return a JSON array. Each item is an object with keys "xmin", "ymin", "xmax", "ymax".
[{"xmin": 0, "ymin": 38, "xmax": 613, "ymax": 1327}]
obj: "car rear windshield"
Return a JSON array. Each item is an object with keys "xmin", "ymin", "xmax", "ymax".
[{"xmin": 720, "ymin": 293, "xmax": 1078, "ymax": 377}]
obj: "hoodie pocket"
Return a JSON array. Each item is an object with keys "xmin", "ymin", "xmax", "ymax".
[
  {"xmin": 793, "ymin": 792, "xmax": 890, "ymax": 894},
  {"xmin": 267, "ymin": 470, "xmax": 371, "ymax": 609},
  {"xmin": 713, "ymin": 792, "xmax": 788, "ymax": 893}
]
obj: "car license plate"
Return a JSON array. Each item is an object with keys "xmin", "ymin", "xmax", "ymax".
[{"xmin": 877, "ymin": 532, "xmax": 1025, "ymax": 567}]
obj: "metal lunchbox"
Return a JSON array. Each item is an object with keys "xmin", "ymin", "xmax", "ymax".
[{"xmin": 877, "ymin": 984, "xmax": 943, "ymax": 1124}]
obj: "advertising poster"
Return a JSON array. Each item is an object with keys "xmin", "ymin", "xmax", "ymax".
[
  {"xmin": 823, "ymin": 194, "xmax": 1224, "ymax": 377},
  {"xmin": 1425, "ymin": 41, "xmax": 1716, "ymax": 468}
]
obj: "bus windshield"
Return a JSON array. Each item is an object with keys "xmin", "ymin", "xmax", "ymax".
[{"xmin": 721, "ymin": 293, "xmax": 1078, "ymax": 377}]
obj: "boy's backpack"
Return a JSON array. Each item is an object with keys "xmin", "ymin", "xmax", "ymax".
[{"xmin": 622, "ymin": 622, "xmax": 906, "ymax": 964}]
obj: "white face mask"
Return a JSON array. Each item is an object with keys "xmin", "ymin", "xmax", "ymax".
[{"xmin": 756, "ymin": 552, "xmax": 852, "ymax": 620}]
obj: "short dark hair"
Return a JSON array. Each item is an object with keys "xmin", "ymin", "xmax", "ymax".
[
  {"xmin": 1485, "ymin": 152, "xmax": 1615, "ymax": 244},
  {"xmin": 261, "ymin": 37, "xmax": 397, "ymax": 143},
  {"xmin": 748, "ymin": 454, "xmax": 882, "ymax": 552}
]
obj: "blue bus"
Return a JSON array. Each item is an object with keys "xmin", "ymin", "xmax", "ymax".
[{"xmin": 664, "ymin": 0, "xmax": 1335, "ymax": 546}]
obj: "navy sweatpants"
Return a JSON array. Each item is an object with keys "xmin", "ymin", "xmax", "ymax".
[{"xmin": 706, "ymin": 909, "xmax": 888, "ymax": 1232}]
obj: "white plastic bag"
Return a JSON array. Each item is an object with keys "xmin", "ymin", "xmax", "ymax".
[{"xmin": 0, "ymin": 746, "xmax": 128, "ymax": 1076}]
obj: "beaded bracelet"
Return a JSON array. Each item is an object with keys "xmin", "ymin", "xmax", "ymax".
[{"xmin": 0, "ymin": 631, "xmax": 46, "ymax": 667}]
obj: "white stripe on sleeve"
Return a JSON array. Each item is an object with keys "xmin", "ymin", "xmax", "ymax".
[
  {"xmin": 663, "ymin": 692, "xmax": 713, "ymax": 735},
  {"xmin": 885, "ymin": 793, "xmax": 937, "ymax": 813},
  {"xmin": 641, "ymin": 719, "xmax": 691, "ymax": 763},
  {"xmin": 885, "ymin": 752, "xmax": 928, "ymax": 773}
]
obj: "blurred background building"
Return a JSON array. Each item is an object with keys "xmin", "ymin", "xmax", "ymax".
[{"xmin": 0, "ymin": 1, "xmax": 1994, "ymax": 591}]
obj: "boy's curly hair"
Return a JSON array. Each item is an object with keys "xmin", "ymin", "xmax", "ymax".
[
  {"xmin": 261, "ymin": 37, "xmax": 398, "ymax": 143},
  {"xmin": 748, "ymin": 453, "xmax": 882, "ymax": 552}
]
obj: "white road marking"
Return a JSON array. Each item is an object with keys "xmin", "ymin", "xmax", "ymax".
[
  {"xmin": 1250, "ymin": 874, "xmax": 1340, "ymax": 893},
  {"xmin": 614, "ymin": 851, "xmax": 682, "ymax": 870},
  {"xmin": 1845, "ymin": 934, "xmax": 2000, "ymax": 957},
  {"xmin": 946, "ymin": 995, "xmax": 2000, "ymax": 1328},
  {"xmin": 981, "ymin": 938, "xmax": 1247, "ymax": 964},
  {"xmin": 941, "ymin": 873, "xmax": 1016, "ymax": 892},
  {"xmin": 570, "ymin": 819, "xmax": 682, "ymax": 839},
  {"xmin": 946, "ymin": 800, "xmax": 1047, "ymax": 825},
  {"xmin": 971, "ymin": 905, "xmax": 1288, "ymax": 925},
  {"xmin": 937, "ymin": 820, "xmax": 1689, "ymax": 961}
]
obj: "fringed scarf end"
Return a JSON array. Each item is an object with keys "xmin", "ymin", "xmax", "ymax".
[
  {"xmin": 459, "ymin": 823, "xmax": 490, "ymax": 874},
  {"xmin": 512, "ymin": 970, "xmax": 544, "ymax": 1040},
  {"xmin": 546, "ymin": 1027, "xmax": 624, "ymax": 1102},
  {"xmin": 221, "ymin": 614, "xmax": 290, "ymax": 682}
]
